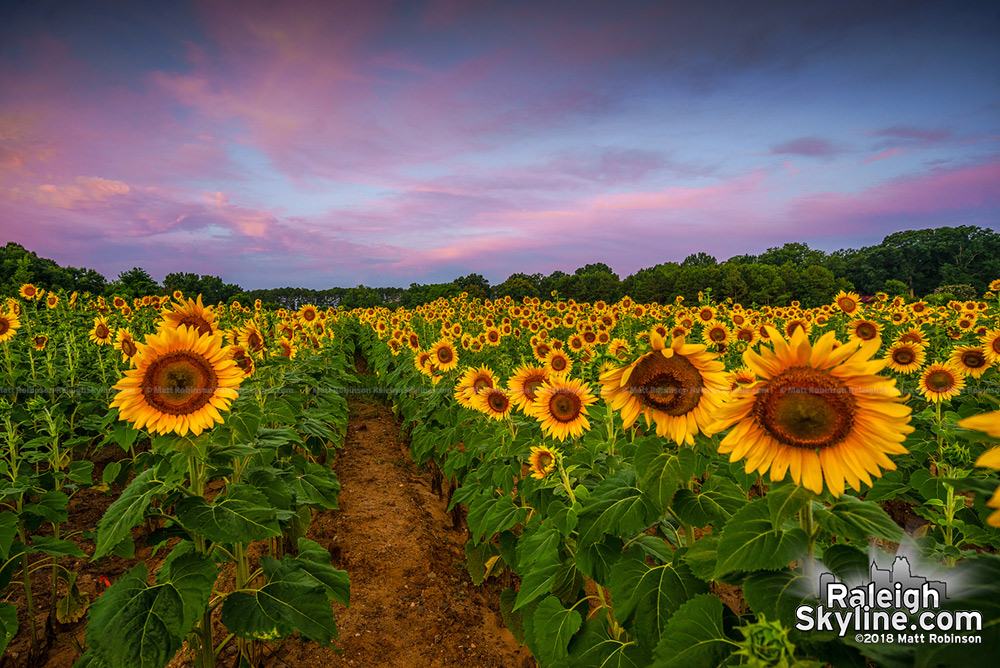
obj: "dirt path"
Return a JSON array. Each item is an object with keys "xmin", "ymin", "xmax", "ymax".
[{"xmin": 266, "ymin": 396, "xmax": 531, "ymax": 668}]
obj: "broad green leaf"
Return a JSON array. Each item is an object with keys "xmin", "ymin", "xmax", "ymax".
[
  {"xmin": 94, "ymin": 469, "xmax": 168, "ymax": 560},
  {"xmin": 577, "ymin": 470, "xmax": 657, "ymax": 548},
  {"xmin": 651, "ymin": 594, "xmax": 736, "ymax": 668},
  {"xmin": 767, "ymin": 482, "xmax": 814, "ymax": 522},
  {"xmin": 630, "ymin": 535, "xmax": 674, "ymax": 564},
  {"xmin": 812, "ymin": 496, "xmax": 902, "ymax": 543},
  {"xmin": 863, "ymin": 470, "xmax": 908, "ymax": 502},
  {"xmin": 56, "ymin": 571, "xmax": 90, "ymax": 623},
  {"xmin": 533, "ymin": 596, "xmax": 583, "ymax": 664},
  {"xmin": 571, "ymin": 618, "xmax": 651, "ymax": 668},
  {"xmin": 465, "ymin": 540, "xmax": 497, "ymax": 585},
  {"xmin": 292, "ymin": 538, "xmax": 351, "ymax": 606},
  {"xmin": 0, "ymin": 512, "xmax": 17, "ymax": 560},
  {"xmin": 0, "ymin": 602, "xmax": 17, "ymax": 654},
  {"xmin": 575, "ymin": 535, "xmax": 623, "ymax": 584},
  {"xmin": 286, "ymin": 463, "xmax": 341, "ymax": 509},
  {"xmin": 31, "ymin": 536, "xmax": 86, "ymax": 558},
  {"xmin": 635, "ymin": 441, "xmax": 695, "ymax": 514},
  {"xmin": 87, "ymin": 564, "xmax": 186, "ymax": 668},
  {"xmin": 683, "ymin": 536, "xmax": 719, "ymax": 582},
  {"xmin": 516, "ymin": 523, "xmax": 561, "ymax": 572},
  {"xmin": 671, "ymin": 476, "xmax": 746, "ymax": 528},
  {"xmin": 550, "ymin": 499, "xmax": 581, "ymax": 537},
  {"xmin": 609, "ymin": 552, "xmax": 707, "ymax": 648},
  {"xmin": 176, "ymin": 484, "xmax": 281, "ymax": 543},
  {"xmin": 742, "ymin": 569, "xmax": 814, "ymax": 622},
  {"xmin": 220, "ymin": 566, "xmax": 338, "ymax": 644},
  {"xmin": 714, "ymin": 498, "xmax": 808, "ymax": 578},
  {"xmin": 228, "ymin": 403, "xmax": 262, "ymax": 442},
  {"xmin": 821, "ymin": 544, "xmax": 868, "ymax": 582},
  {"xmin": 158, "ymin": 543, "xmax": 218, "ymax": 632},
  {"xmin": 68, "ymin": 460, "xmax": 95, "ymax": 485},
  {"xmin": 22, "ymin": 490, "xmax": 69, "ymax": 523},
  {"xmin": 513, "ymin": 553, "xmax": 562, "ymax": 610}
]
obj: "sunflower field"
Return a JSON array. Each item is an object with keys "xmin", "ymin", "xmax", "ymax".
[
  {"xmin": 1, "ymin": 282, "xmax": 1000, "ymax": 668},
  {"xmin": 0, "ymin": 288, "xmax": 353, "ymax": 666},
  {"xmin": 354, "ymin": 287, "xmax": 1000, "ymax": 667}
]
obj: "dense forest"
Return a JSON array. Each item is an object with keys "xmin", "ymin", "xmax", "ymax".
[{"xmin": 2, "ymin": 225, "xmax": 998, "ymax": 310}]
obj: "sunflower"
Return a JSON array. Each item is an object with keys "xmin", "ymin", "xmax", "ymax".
[
  {"xmin": 485, "ymin": 327, "xmax": 501, "ymax": 345},
  {"xmin": 734, "ymin": 326, "xmax": 758, "ymax": 346},
  {"xmin": 239, "ymin": 322, "xmax": 266, "ymax": 354},
  {"xmin": 32, "ymin": 334, "xmax": 48, "ymax": 351},
  {"xmin": 116, "ymin": 329, "xmax": 139, "ymax": 364},
  {"xmin": 601, "ymin": 331, "xmax": 728, "ymax": 445},
  {"xmin": 607, "ymin": 338, "xmax": 631, "ymax": 361},
  {"xmin": 475, "ymin": 387, "xmax": 513, "ymax": 420},
  {"xmin": 230, "ymin": 345, "xmax": 256, "ymax": 377},
  {"xmin": 545, "ymin": 349, "xmax": 572, "ymax": 376},
  {"xmin": 508, "ymin": 364, "xmax": 549, "ymax": 412},
  {"xmin": 160, "ymin": 295, "xmax": 218, "ymax": 336},
  {"xmin": 414, "ymin": 351, "xmax": 432, "ymax": 375},
  {"xmin": 111, "ymin": 326, "xmax": 242, "ymax": 437},
  {"xmin": 707, "ymin": 328, "xmax": 913, "ymax": 497},
  {"xmin": 951, "ymin": 346, "xmax": 991, "ymax": 378},
  {"xmin": 528, "ymin": 445, "xmax": 560, "ymax": 479},
  {"xmin": 0, "ymin": 310, "xmax": 20, "ymax": 343},
  {"xmin": 528, "ymin": 376, "xmax": 598, "ymax": 441},
  {"xmin": 45, "ymin": 293, "xmax": 59, "ymax": 309},
  {"xmin": 726, "ymin": 367, "xmax": 757, "ymax": 391},
  {"xmin": 962, "ymin": 411, "xmax": 1000, "ymax": 439},
  {"xmin": 113, "ymin": 296, "xmax": 127, "ymax": 310},
  {"xmin": 883, "ymin": 342, "xmax": 926, "ymax": 374},
  {"xmin": 430, "ymin": 339, "xmax": 459, "ymax": 372},
  {"xmin": 277, "ymin": 338, "xmax": 297, "ymax": 359},
  {"xmin": 918, "ymin": 363, "xmax": 965, "ymax": 403},
  {"xmin": 703, "ymin": 321, "xmax": 731, "ymax": 347},
  {"xmin": 847, "ymin": 319, "xmax": 881, "ymax": 342},
  {"xmin": 90, "ymin": 317, "xmax": 113, "ymax": 345},
  {"xmin": 896, "ymin": 327, "xmax": 928, "ymax": 346},
  {"xmin": 980, "ymin": 330, "xmax": 1000, "ymax": 365},
  {"xmin": 19, "ymin": 284, "xmax": 38, "ymax": 300},
  {"xmin": 299, "ymin": 304, "xmax": 319, "ymax": 326},
  {"xmin": 454, "ymin": 365, "xmax": 498, "ymax": 409},
  {"xmin": 406, "ymin": 332, "xmax": 420, "ymax": 351},
  {"xmin": 833, "ymin": 290, "xmax": 861, "ymax": 315}
]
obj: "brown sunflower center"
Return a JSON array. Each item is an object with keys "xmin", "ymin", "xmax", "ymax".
[
  {"xmin": 179, "ymin": 315, "xmax": 212, "ymax": 336},
  {"xmin": 0, "ymin": 318, "xmax": 9, "ymax": 336},
  {"xmin": 708, "ymin": 327, "xmax": 727, "ymax": 342},
  {"xmin": 892, "ymin": 348, "xmax": 915, "ymax": 365},
  {"xmin": 855, "ymin": 322, "xmax": 878, "ymax": 340},
  {"xmin": 753, "ymin": 366, "xmax": 855, "ymax": 450},
  {"xmin": 737, "ymin": 329, "xmax": 753, "ymax": 342},
  {"xmin": 523, "ymin": 378, "xmax": 544, "ymax": 401},
  {"xmin": 926, "ymin": 371, "xmax": 955, "ymax": 392},
  {"xmin": 472, "ymin": 375, "xmax": 493, "ymax": 392},
  {"xmin": 837, "ymin": 297, "xmax": 856, "ymax": 312},
  {"xmin": 247, "ymin": 332, "xmax": 263, "ymax": 351},
  {"xmin": 487, "ymin": 391, "xmax": 509, "ymax": 413},
  {"xmin": 626, "ymin": 352, "xmax": 704, "ymax": 417},
  {"xmin": 549, "ymin": 391, "xmax": 582, "ymax": 423},
  {"xmin": 95, "ymin": 324, "xmax": 110, "ymax": 339},
  {"xmin": 535, "ymin": 452, "xmax": 553, "ymax": 469},
  {"xmin": 961, "ymin": 350, "xmax": 986, "ymax": 369},
  {"xmin": 583, "ymin": 331, "xmax": 597, "ymax": 344},
  {"xmin": 122, "ymin": 339, "xmax": 138, "ymax": 357},
  {"xmin": 488, "ymin": 331, "xmax": 499, "ymax": 342},
  {"xmin": 899, "ymin": 332, "xmax": 922, "ymax": 344},
  {"xmin": 550, "ymin": 355, "xmax": 567, "ymax": 372},
  {"xmin": 992, "ymin": 338, "xmax": 1000, "ymax": 355},
  {"xmin": 142, "ymin": 350, "xmax": 218, "ymax": 416},
  {"xmin": 437, "ymin": 346, "xmax": 454, "ymax": 364}
]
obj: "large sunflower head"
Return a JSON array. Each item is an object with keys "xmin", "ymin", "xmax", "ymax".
[
  {"xmin": 918, "ymin": 363, "xmax": 966, "ymax": 403},
  {"xmin": 474, "ymin": 387, "xmax": 513, "ymax": 420},
  {"xmin": 600, "ymin": 330, "xmax": 728, "ymax": 445},
  {"xmin": 0, "ymin": 310, "xmax": 21, "ymax": 343},
  {"xmin": 544, "ymin": 349, "xmax": 573, "ymax": 376},
  {"xmin": 508, "ymin": 364, "xmax": 550, "ymax": 412},
  {"xmin": 847, "ymin": 319, "xmax": 881, "ymax": 343},
  {"xmin": 528, "ymin": 445, "xmax": 560, "ymax": 479},
  {"xmin": 111, "ymin": 327, "xmax": 243, "ymax": 437},
  {"xmin": 528, "ymin": 376, "xmax": 598, "ymax": 441},
  {"xmin": 454, "ymin": 365, "xmax": 499, "ymax": 409},
  {"xmin": 951, "ymin": 345, "xmax": 991, "ymax": 378},
  {"xmin": 18, "ymin": 284, "xmax": 38, "ymax": 300},
  {"xmin": 833, "ymin": 290, "xmax": 861, "ymax": 315},
  {"xmin": 981, "ymin": 329, "xmax": 1000, "ymax": 365},
  {"xmin": 707, "ymin": 327, "xmax": 913, "ymax": 497},
  {"xmin": 160, "ymin": 295, "xmax": 218, "ymax": 336},
  {"xmin": 239, "ymin": 321, "xmax": 267, "ymax": 353}
]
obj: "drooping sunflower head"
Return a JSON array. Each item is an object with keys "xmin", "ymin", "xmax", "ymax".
[
  {"xmin": 708, "ymin": 327, "xmax": 913, "ymax": 497},
  {"xmin": 528, "ymin": 376, "xmax": 598, "ymax": 441},
  {"xmin": 601, "ymin": 331, "xmax": 728, "ymax": 445},
  {"xmin": 277, "ymin": 337, "xmax": 297, "ymax": 359},
  {"xmin": 116, "ymin": 328, "xmax": 139, "ymax": 364},
  {"xmin": 919, "ymin": 363, "xmax": 966, "ymax": 403},
  {"xmin": 230, "ymin": 345, "xmax": 256, "ymax": 377},
  {"xmin": 528, "ymin": 445, "xmax": 560, "ymax": 479},
  {"xmin": 883, "ymin": 341, "xmax": 926, "ymax": 374},
  {"xmin": 111, "ymin": 326, "xmax": 243, "ymax": 437},
  {"xmin": 46, "ymin": 293, "xmax": 59, "ymax": 309},
  {"xmin": 160, "ymin": 295, "xmax": 218, "ymax": 337},
  {"xmin": 239, "ymin": 321, "xmax": 266, "ymax": 353},
  {"xmin": 951, "ymin": 346, "xmax": 991, "ymax": 378},
  {"xmin": 0, "ymin": 310, "xmax": 21, "ymax": 343}
]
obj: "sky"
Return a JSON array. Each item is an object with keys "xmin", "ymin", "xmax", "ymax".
[{"xmin": 1, "ymin": 0, "xmax": 998, "ymax": 290}]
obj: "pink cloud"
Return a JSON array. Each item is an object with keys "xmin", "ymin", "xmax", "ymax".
[{"xmin": 862, "ymin": 147, "xmax": 906, "ymax": 165}]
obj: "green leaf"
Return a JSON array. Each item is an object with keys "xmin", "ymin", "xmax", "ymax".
[
  {"xmin": 714, "ymin": 498, "xmax": 808, "ymax": 578},
  {"xmin": 0, "ymin": 602, "xmax": 17, "ymax": 654},
  {"xmin": 0, "ymin": 512, "xmax": 17, "ymax": 560},
  {"xmin": 68, "ymin": 460, "xmax": 95, "ymax": 485},
  {"xmin": 671, "ymin": 476, "xmax": 746, "ymax": 528},
  {"xmin": 158, "ymin": 543, "xmax": 218, "ymax": 633},
  {"xmin": 286, "ymin": 463, "xmax": 341, "ymax": 509},
  {"xmin": 94, "ymin": 469, "xmax": 168, "ymax": 560},
  {"xmin": 465, "ymin": 540, "xmax": 496, "ymax": 585},
  {"xmin": 176, "ymin": 484, "xmax": 281, "ymax": 544},
  {"xmin": 227, "ymin": 403, "xmax": 262, "ymax": 442},
  {"xmin": 635, "ymin": 440, "xmax": 695, "ymax": 514},
  {"xmin": 31, "ymin": 536, "xmax": 86, "ymax": 558},
  {"xmin": 571, "ymin": 618, "xmax": 652, "ymax": 668},
  {"xmin": 742, "ymin": 569, "xmax": 814, "ymax": 623},
  {"xmin": 682, "ymin": 535, "xmax": 719, "ymax": 582},
  {"xmin": 651, "ymin": 594, "xmax": 736, "ymax": 668},
  {"xmin": 56, "ymin": 571, "xmax": 90, "ymax": 624},
  {"xmin": 292, "ymin": 538, "xmax": 350, "ymax": 606},
  {"xmin": 513, "ymin": 554, "xmax": 562, "ymax": 610},
  {"xmin": 22, "ymin": 490, "xmax": 69, "ymax": 523},
  {"xmin": 473, "ymin": 495, "xmax": 529, "ymax": 544},
  {"xmin": 533, "ymin": 596, "xmax": 583, "ymax": 664},
  {"xmin": 516, "ymin": 523, "xmax": 561, "ymax": 572},
  {"xmin": 101, "ymin": 461, "xmax": 123, "ymax": 487},
  {"xmin": 812, "ymin": 496, "xmax": 902, "ymax": 543},
  {"xmin": 220, "ymin": 563, "xmax": 338, "ymax": 644},
  {"xmin": 863, "ymin": 470, "xmax": 909, "ymax": 502},
  {"xmin": 499, "ymin": 589, "xmax": 525, "ymax": 645},
  {"xmin": 609, "ymin": 551, "xmax": 708, "ymax": 648},
  {"xmin": 577, "ymin": 470, "xmax": 657, "ymax": 548},
  {"xmin": 822, "ymin": 544, "xmax": 869, "ymax": 582},
  {"xmin": 87, "ymin": 564, "xmax": 187, "ymax": 668},
  {"xmin": 767, "ymin": 482, "xmax": 814, "ymax": 522},
  {"xmin": 549, "ymin": 499, "xmax": 581, "ymax": 537},
  {"xmin": 575, "ymin": 535, "xmax": 623, "ymax": 583}
]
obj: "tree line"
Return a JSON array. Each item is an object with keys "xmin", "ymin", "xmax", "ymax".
[{"xmin": 2, "ymin": 225, "xmax": 998, "ymax": 310}]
